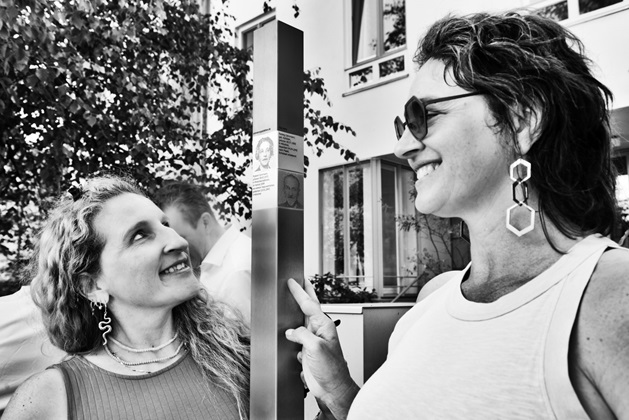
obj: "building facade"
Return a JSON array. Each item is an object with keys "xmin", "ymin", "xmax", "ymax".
[{"xmin": 228, "ymin": 0, "xmax": 629, "ymax": 299}]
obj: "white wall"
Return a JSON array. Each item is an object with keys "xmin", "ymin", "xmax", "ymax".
[{"xmin": 567, "ymin": 8, "xmax": 629, "ymax": 108}]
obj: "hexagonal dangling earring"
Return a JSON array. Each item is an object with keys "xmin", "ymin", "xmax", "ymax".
[{"xmin": 506, "ymin": 158, "xmax": 535, "ymax": 236}]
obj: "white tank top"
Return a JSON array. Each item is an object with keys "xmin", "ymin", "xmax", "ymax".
[{"xmin": 348, "ymin": 234, "xmax": 618, "ymax": 419}]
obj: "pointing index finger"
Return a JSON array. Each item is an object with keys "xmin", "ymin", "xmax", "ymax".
[{"xmin": 287, "ymin": 278, "xmax": 323, "ymax": 318}]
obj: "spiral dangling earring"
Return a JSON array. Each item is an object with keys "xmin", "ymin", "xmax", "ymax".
[
  {"xmin": 506, "ymin": 158, "xmax": 535, "ymax": 237},
  {"xmin": 90, "ymin": 293, "xmax": 112, "ymax": 346},
  {"xmin": 95, "ymin": 301, "xmax": 112, "ymax": 345}
]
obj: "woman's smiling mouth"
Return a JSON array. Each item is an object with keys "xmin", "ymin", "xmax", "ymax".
[
  {"xmin": 416, "ymin": 162, "xmax": 440, "ymax": 181},
  {"xmin": 160, "ymin": 260, "xmax": 190, "ymax": 275}
]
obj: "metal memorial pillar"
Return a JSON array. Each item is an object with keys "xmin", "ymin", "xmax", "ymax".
[{"xmin": 250, "ymin": 21, "xmax": 305, "ymax": 420}]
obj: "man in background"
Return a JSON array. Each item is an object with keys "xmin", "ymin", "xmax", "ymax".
[{"xmin": 155, "ymin": 182, "xmax": 251, "ymax": 324}]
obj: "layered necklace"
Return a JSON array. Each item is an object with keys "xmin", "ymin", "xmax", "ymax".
[{"xmin": 104, "ymin": 332, "xmax": 185, "ymax": 374}]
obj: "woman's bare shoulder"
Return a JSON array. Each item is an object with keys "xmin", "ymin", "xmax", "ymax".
[
  {"xmin": 573, "ymin": 247, "xmax": 629, "ymax": 417},
  {"xmin": 585, "ymin": 247, "xmax": 629, "ymax": 312},
  {"xmin": 3, "ymin": 368, "xmax": 67, "ymax": 420}
]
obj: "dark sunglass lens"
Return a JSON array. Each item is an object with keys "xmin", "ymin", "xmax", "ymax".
[
  {"xmin": 406, "ymin": 99, "xmax": 425, "ymax": 139},
  {"xmin": 394, "ymin": 117, "xmax": 405, "ymax": 139}
]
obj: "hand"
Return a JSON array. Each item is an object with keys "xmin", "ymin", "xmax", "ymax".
[{"xmin": 285, "ymin": 278, "xmax": 360, "ymax": 419}]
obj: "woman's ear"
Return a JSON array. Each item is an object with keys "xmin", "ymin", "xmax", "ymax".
[
  {"xmin": 513, "ymin": 106, "xmax": 541, "ymax": 156},
  {"xmin": 79, "ymin": 273, "xmax": 109, "ymax": 305}
]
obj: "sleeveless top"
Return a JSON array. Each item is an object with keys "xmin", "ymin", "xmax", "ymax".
[
  {"xmin": 348, "ymin": 234, "xmax": 620, "ymax": 419},
  {"xmin": 51, "ymin": 351, "xmax": 240, "ymax": 420}
]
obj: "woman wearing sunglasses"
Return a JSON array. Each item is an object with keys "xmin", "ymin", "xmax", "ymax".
[{"xmin": 287, "ymin": 11, "xmax": 629, "ymax": 420}]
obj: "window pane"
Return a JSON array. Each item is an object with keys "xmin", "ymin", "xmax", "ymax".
[
  {"xmin": 243, "ymin": 30, "xmax": 254, "ymax": 53},
  {"xmin": 398, "ymin": 168, "xmax": 419, "ymax": 278},
  {"xmin": 379, "ymin": 56, "xmax": 405, "ymax": 78},
  {"xmin": 348, "ymin": 167, "xmax": 366, "ymax": 278},
  {"xmin": 352, "ymin": 0, "xmax": 378, "ymax": 63},
  {"xmin": 382, "ymin": 0, "xmax": 406, "ymax": 52},
  {"xmin": 579, "ymin": 0, "xmax": 622, "ymax": 14},
  {"xmin": 535, "ymin": 1, "xmax": 569, "ymax": 21},
  {"xmin": 349, "ymin": 66, "xmax": 373, "ymax": 87},
  {"xmin": 614, "ymin": 156, "xmax": 629, "ymax": 201},
  {"xmin": 381, "ymin": 166, "xmax": 397, "ymax": 287},
  {"xmin": 322, "ymin": 169, "xmax": 345, "ymax": 275}
]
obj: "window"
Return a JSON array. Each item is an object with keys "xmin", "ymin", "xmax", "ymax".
[
  {"xmin": 236, "ymin": 10, "xmax": 276, "ymax": 54},
  {"xmin": 351, "ymin": 0, "xmax": 406, "ymax": 64},
  {"xmin": 320, "ymin": 159, "xmax": 425, "ymax": 298},
  {"xmin": 530, "ymin": 0, "xmax": 625, "ymax": 22},
  {"xmin": 614, "ymin": 155, "xmax": 629, "ymax": 202},
  {"xmin": 579, "ymin": 0, "xmax": 623, "ymax": 14},
  {"xmin": 321, "ymin": 164, "xmax": 372, "ymax": 283},
  {"xmin": 346, "ymin": 0, "xmax": 407, "ymax": 91}
]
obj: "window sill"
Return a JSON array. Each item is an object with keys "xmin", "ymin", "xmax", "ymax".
[
  {"xmin": 345, "ymin": 46, "xmax": 407, "ymax": 73},
  {"xmin": 342, "ymin": 72, "xmax": 409, "ymax": 97}
]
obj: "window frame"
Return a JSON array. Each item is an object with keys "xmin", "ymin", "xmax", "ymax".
[
  {"xmin": 343, "ymin": 0, "xmax": 408, "ymax": 95},
  {"xmin": 235, "ymin": 9, "xmax": 276, "ymax": 53},
  {"xmin": 349, "ymin": 0, "xmax": 406, "ymax": 66},
  {"xmin": 527, "ymin": 0, "xmax": 629, "ymax": 25},
  {"xmin": 318, "ymin": 157, "xmax": 420, "ymax": 298}
]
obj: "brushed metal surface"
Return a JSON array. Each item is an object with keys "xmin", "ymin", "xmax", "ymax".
[{"xmin": 251, "ymin": 20, "xmax": 305, "ymax": 420}]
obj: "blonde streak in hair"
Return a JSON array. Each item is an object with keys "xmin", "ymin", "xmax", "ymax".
[{"xmin": 177, "ymin": 299, "xmax": 250, "ymax": 419}]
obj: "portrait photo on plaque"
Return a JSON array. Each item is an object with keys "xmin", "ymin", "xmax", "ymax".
[{"xmin": 278, "ymin": 171, "xmax": 303, "ymax": 210}]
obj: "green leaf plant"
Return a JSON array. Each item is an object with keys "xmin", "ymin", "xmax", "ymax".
[{"xmin": 310, "ymin": 272, "xmax": 377, "ymax": 304}]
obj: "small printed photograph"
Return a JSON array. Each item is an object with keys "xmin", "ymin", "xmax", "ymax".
[
  {"xmin": 278, "ymin": 171, "xmax": 303, "ymax": 209},
  {"xmin": 254, "ymin": 136, "xmax": 274, "ymax": 172}
]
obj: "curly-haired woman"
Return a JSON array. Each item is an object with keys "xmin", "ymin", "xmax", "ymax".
[{"xmin": 3, "ymin": 176, "xmax": 249, "ymax": 420}]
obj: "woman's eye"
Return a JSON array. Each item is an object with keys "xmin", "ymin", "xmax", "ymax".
[
  {"xmin": 162, "ymin": 221, "xmax": 170, "ymax": 228},
  {"xmin": 132, "ymin": 231, "xmax": 147, "ymax": 242}
]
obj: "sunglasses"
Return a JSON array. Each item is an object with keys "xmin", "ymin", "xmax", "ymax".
[{"xmin": 394, "ymin": 92, "xmax": 481, "ymax": 141}]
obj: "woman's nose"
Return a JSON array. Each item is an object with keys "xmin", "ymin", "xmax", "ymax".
[
  {"xmin": 163, "ymin": 227, "xmax": 189, "ymax": 254},
  {"xmin": 394, "ymin": 128, "xmax": 425, "ymax": 159}
]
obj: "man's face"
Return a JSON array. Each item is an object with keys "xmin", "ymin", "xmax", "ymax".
[
  {"xmin": 162, "ymin": 205, "xmax": 208, "ymax": 268},
  {"xmin": 284, "ymin": 176, "xmax": 300, "ymax": 204}
]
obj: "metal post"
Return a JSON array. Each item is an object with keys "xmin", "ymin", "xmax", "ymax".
[{"xmin": 250, "ymin": 21, "xmax": 304, "ymax": 420}]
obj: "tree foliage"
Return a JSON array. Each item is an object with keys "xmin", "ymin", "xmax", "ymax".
[{"xmin": 0, "ymin": 0, "xmax": 356, "ymax": 282}]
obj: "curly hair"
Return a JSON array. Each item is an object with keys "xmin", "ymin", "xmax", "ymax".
[
  {"xmin": 415, "ymin": 12, "xmax": 616, "ymax": 244},
  {"xmin": 29, "ymin": 175, "xmax": 250, "ymax": 418}
]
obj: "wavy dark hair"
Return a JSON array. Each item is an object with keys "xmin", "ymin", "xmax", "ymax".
[
  {"xmin": 415, "ymin": 12, "xmax": 616, "ymax": 245},
  {"xmin": 29, "ymin": 175, "xmax": 250, "ymax": 418}
]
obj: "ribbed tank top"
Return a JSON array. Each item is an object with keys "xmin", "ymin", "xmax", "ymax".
[
  {"xmin": 348, "ymin": 234, "xmax": 619, "ymax": 419},
  {"xmin": 51, "ymin": 351, "xmax": 240, "ymax": 420}
]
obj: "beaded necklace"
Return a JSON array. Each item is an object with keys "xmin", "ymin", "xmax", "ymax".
[
  {"xmin": 104, "ymin": 340, "xmax": 185, "ymax": 374},
  {"xmin": 109, "ymin": 333, "xmax": 179, "ymax": 353}
]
